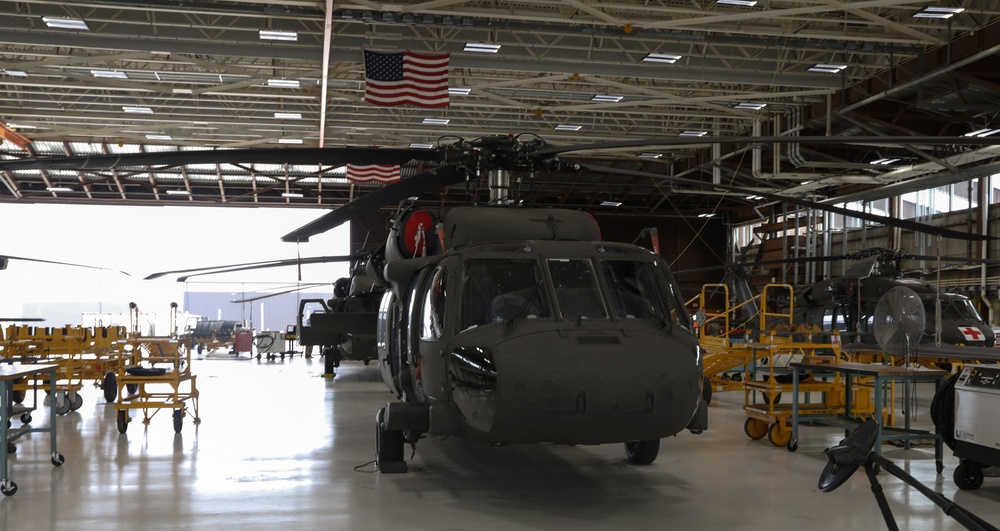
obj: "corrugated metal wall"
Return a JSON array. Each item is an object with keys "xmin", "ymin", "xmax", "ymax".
[{"xmin": 183, "ymin": 290, "xmax": 331, "ymax": 332}]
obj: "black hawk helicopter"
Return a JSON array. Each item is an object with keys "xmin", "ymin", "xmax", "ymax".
[{"xmin": 6, "ymin": 133, "xmax": 999, "ymax": 471}]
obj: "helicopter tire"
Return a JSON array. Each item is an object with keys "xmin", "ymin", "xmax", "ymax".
[
  {"xmin": 103, "ymin": 373, "xmax": 117, "ymax": 402},
  {"xmin": 624, "ymin": 439, "xmax": 660, "ymax": 465}
]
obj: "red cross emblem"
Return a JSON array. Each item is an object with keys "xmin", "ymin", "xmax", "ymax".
[{"xmin": 960, "ymin": 327, "xmax": 984, "ymax": 341}]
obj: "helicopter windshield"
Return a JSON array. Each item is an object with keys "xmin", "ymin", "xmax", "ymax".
[
  {"xmin": 925, "ymin": 297, "xmax": 984, "ymax": 321},
  {"xmin": 600, "ymin": 259, "xmax": 669, "ymax": 322},
  {"xmin": 459, "ymin": 258, "xmax": 552, "ymax": 330},
  {"xmin": 547, "ymin": 259, "xmax": 608, "ymax": 320}
]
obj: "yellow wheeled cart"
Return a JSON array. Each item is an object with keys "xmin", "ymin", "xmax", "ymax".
[{"xmin": 114, "ymin": 336, "xmax": 200, "ymax": 434}]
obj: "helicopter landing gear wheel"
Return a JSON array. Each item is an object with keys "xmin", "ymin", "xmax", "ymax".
[
  {"xmin": 624, "ymin": 439, "xmax": 660, "ymax": 465},
  {"xmin": 954, "ymin": 461, "xmax": 984, "ymax": 490},
  {"xmin": 103, "ymin": 373, "xmax": 117, "ymax": 402},
  {"xmin": 744, "ymin": 418, "xmax": 768, "ymax": 440},
  {"xmin": 767, "ymin": 422, "xmax": 792, "ymax": 447},
  {"xmin": 375, "ymin": 407, "xmax": 407, "ymax": 473}
]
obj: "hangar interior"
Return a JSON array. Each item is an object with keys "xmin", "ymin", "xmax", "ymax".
[{"xmin": 2, "ymin": 1, "xmax": 1000, "ymax": 529}]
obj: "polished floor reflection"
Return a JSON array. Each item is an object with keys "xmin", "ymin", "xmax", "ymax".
[{"xmin": 0, "ymin": 355, "xmax": 998, "ymax": 530}]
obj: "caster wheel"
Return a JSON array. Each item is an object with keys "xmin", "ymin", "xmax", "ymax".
[
  {"xmin": 744, "ymin": 418, "xmax": 768, "ymax": 440},
  {"xmin": 1, "ymin": 480, "xmax": 17, "ymax": 496},
  {"xmin": 51, "ymin": 453, "xmax": 65, "ymax": 467},
  {"xmin": 116, "ymin": 410, "xmax": 129, "ymax": 434},
  {"xmin": 768, "ymin": 422, "xmax": 792, "ymax": 447},
  {"xmin": 172, "ymin": 409, "xmax": 183, "ymax": 434},
  {"xmin": 787, "ymin": 439, "xmax": 798, "ymax": 452},
  {"xmin": 955, "ymin": 461, "xmax": 984, "ymax": 490},
  {"xmin": 103, "ymin": 373, "xmax": 117, "ymax": 402},
  {"xmin": 19, "ymin": 413, "xmax": 31, "ymax": 424},
  {"xmin": 70, "ymin": 393, "xmax": 83, "ymax": 411}
]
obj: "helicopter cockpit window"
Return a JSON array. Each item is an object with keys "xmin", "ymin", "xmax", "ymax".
[
  {"xmin": 547, "ymin": 259, "xmax": 607, "ymax": 320},
  {"xmin": 927, "ymin": 298, "xmax": 984, "ymax": 321},
  {"xmin": 420, "ymin": 267, "xmax": 447, "ymax": 340},
  {"xmin": 600, "ymin": 260, "xmax": 667, "ymax": 321},
  {"xmin": 459, "ymin": 259, "xmax": 551, "ymax": 331}
]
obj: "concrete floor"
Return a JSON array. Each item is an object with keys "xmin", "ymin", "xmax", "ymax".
[{"xmin": 1, "ymin": 354, "xmax": 998, "ymax": 530}]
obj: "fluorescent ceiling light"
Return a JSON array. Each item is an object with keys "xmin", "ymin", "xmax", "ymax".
[
  {"xmin": 122, "ymin": 106, "xmax": 153, "ymax": 114},
  {"xmin": 42, "ymin": 17, "xmax": 90, "ymax": 30},
  {"xmin": 166, "ymin": 190, "xmax": 190, "ymax": 195},
  {"xmin": 267, "ymin": 78, "xmax": 300, "ymax": 88},
  {"xmin": 638, "ymin": 152, "xmax": 663, "ymax": 159},
  {"xmin": 146, "ymin": 134, "xmax": 172, "ymax": 140},
  {"xmin": 46, "ymin": 186, "xmax": 73, "ymax": 192},
  {"xmin": 278, "ymin": 138, "xmax": 303, "ymax": 144},
  {"xmin": 555, "ymin": 125, "xmax": 582, "ymax": 131},
  {"xmin": 464, "ymin": 43, "xmax": 501, "ymax": 53},
  {"xmin": 870, "ymin": 157, "xmax": 900, "ymax": 165},
  {"xmin": 965, "ymin": 128, "xmax": 1000, "ymax": 137},
  {"xmin": 717, "ymin": 0, "xmax": 758, "ymax": 5},
  {"xmin": 679, "ymin": 130, "xmax": 707, "ymax": 137},
  {"xmin": 5, "ymin": 123, "xmax": 36, "ymax": 129},
  {"xmin": 745, "ymin": 195, "xmax": 764, "ymax": 200},
  {"xmin": 3, "ymin": 69, "xmax": 27, "ymax": 77},
  {"xmin": 422, "ymin": 118, "xmax": 450, "ymax": 125},
  {"xmin": 409, "ymin": 143, "xmax": 435, "ymax": 149},
  {"xmin": 914, "ymin": 6, "xmax": 964, "ymax": 18},
  {"xmin": 592, "ymin": 95, "xmax": 623, "ymax": 103},
  {"xmin": 643, "ymin": 53, "xmax": 682, "ymax": 64},
  {"xmin": 448, "ymin": 87, "xmax": 471, "ymax": 95},
  {"xmin": 600, "ymin": 201, "xmax": 622, "ymax": 207},
  {"xmin": 274, "ymin": 112, "xmax": 302, "ymax": 119},
  {"xmin": 735, "ymin": 102, "xmax": 767, "ymax": 110},
  {"xmin": 173, "ymin": 88, "xmax": 193, "ymax": 94},
  {"xmin": 281, "ymin": 192, "xmax": 304, "ymax": 198},
  {"xmin": 259, "ymin": 30, "xmax": 298, "ymax": 41},
  {"xmin": 91, "ymin": 70, "xmax": 129, "ymax": 79},
  {"xmin": 807, "ymin": 64, "xmax": 847, "ymax": 74},
  {"xmin": 697, "ymin": 213, "xmax": 716, "ymax": 218}
]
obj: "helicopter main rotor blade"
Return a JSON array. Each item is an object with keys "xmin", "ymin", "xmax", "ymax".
[
  {"xmin": 580, "ymin": 163, "xmax": 993, "ymax": 242},
  {"xmin": 281, "ymin": 165, "xmax": 467, "ymax": 242},
  {"xmin": 0, "ymin": 254, "xmax": 131, "ymax": 276},
  {"xmin": 0, "ymin": 147, "xmax": 444, "ymax": 172},
  {"xmin": 0, "ymin": 317, "xmax": 44, "ymax": 322},
  {"xmin": 145, "ymin": 255, "xmax": 361, "ymax": 281},
  {"xmin": 175, "ymin": 255, "xmax": 359, "ymax": 282},
  {"xmin": 231, "ymin": 283, "xmax": 330, "ymax": 303}
]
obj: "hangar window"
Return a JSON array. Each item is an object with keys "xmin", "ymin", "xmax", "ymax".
[{"xmin": 420, "ymin": 267, "xmax": 446, "ymax": 340}]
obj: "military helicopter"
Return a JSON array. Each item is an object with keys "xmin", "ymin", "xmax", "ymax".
[{"xmin": 5, "ymin": 133, "xmax": 999, "ymax": 472}]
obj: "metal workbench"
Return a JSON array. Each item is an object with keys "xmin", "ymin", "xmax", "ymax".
[
  {"xmin": 0, "ymin": 363, "xmax": 64, "ymax": 496},
  {"xmin": 790, "ymin": 361, "xmax": 948, "ymax": 474}
]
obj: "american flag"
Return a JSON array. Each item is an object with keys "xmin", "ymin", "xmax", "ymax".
[
  {"xmin": 363, "ymin": 50, "xmax": 449, "ymax": 108},
  {"xmin": 345, "ymin": 164, "xmax": 401, "ymax": 184}
]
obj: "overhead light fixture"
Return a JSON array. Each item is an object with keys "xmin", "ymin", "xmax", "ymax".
[
  {"xmin": 913, "ymin": 6, "xmax": 964, "ymax": 18},
  {"xmin": 46, "ymin": 186, "xmax": 73, "ymax": 192},
  {"xmin": 422, "ymin": 118, "xmax": 450, "ymax": 125},
  {"xmin": 643, "ymin": 53, "xmax": 682, "ymax": 64},
  {"xmin": 145, "ymin": 134, "xmax": 172, "ymax": 140},
  {"xmin": 600, "ymin": 201, "xmax": 622, "ymax": 207},
  {"xmin": 870, "ymin": 157, "xmax": 900, "ymax": 165},
  {"xmin": 464, "ymin": 43, "xmax": 500, "ymax": 53},
  {"xmin": 679, "ymin": 130, "xmax": 707, "ymax": 137},
  {"xmin": 745, "ymin": 195, "xmax": 764, "ymax": 200},
  {"xmin": 591, "ymin": 95, "xmax": 624, "ymax": 103},
  {"xmin": 717, "ymin": 0, "xmax": 758, "ymax": 5},
  {"xmin": 638, "ymin": 152, "xmax": 663, "ymax": 159},
  {"xmin": 697, "ymin": 213, "xmax": 716, "ymax": 218},
  {"xmin": 735, "ymin": 102, "xmax": 767, "ymax": 110},
  {"xmin": 91, "ymin": 70, "xmax": 129, "ymax": 79},
  {"xmin": 448, "ymin": 87, "xmax": 471, "ymax": 95},
  {"xmin": 122, "ymin": 106, "xmax": 153, "ymax": 114},
  {"xmin": 278, "ymin": 138, "xmax": 303, "ymax": 144},
  {"xmin": 173, "ymin": 88, "xmax": 193, "ymax": 94},
  {"xmin": 259, "ymin": 30, "xmax": 298, "ymax": 41},
  {"xmin": 409, "ymin": 143, "xmax": 435, "ymax": 149},
  {"xmin": 166, "ymin": 190, "xmax": 190, "ymax": 195},
  {"xmin": 807, "ymin": 64, "xmax": 847, "ymax": 74},
  {"xmin": 42, "ymin": 16, "xmax": 90, "ymax": 30},
  {"xmin": 267, "ymin": 78, "xmax": 300, "ymax": 88},
  {"xmin": 965, "ymin": 128, "xmax": 1000, "ymax": 137},
  {"xmin": 5, "ymin": 123, "xmax": 36, "ymax": 129},
  {"xmin": 274, "ymin": 112, "xmax": 302, "ymax": 119},
  {"xmin": 555, "ymin": 125, "xmax": 582, "ymax": 131},
  {"xmin": 281, "ymin": 192, "xmax": 304, "ymax": 198},
  {"xmin": 3, "ymin": 69, "xmax": 27, "ymax": 77}
]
